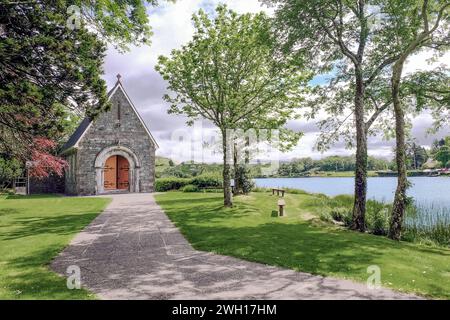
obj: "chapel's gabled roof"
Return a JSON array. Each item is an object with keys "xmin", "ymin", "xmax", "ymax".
[
  {"xmin": 60, "ymin": 117, "xmax": 92, "ymax": 154},
  {"xmin": 60, "ymin": 77, "xmax": 159, "ymax": 154}
]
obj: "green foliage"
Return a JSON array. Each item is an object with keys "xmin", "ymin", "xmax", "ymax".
[
  {"xmin": 330, "ymin": 207, "xmax": 353, "ymax": 226},
  {"xmin": 155, "ymin": 174, "xmax": 223, "ymax": 191},
  {"xmin": 190, "ymin": 174, "xmax": 222, "ymax": 188},
  {"xmin": 317, "ymin": 193, "xmax": 447, "ymax": 245},
  {"xmin": 0, "ymin": 2, "xmax": 109, "ymax": 161},
  {"xmin": 74, "ymin": 0, "xmax": 161, "ymax": 51},
  {"xmin": 266, "ymin": 0, "xmax": 394, "ymax": 151},
  {"xmin": 181, "ymin": 184, "xmax": 199, "ymax": 192},
  {"xmin": 403, "ymin": 70, "xmax": 450, "ymax": 131},
  {"xmin": 266, "ymin": 0, "xmax": 449, "ymax": 150},
  {"xmin": 156, "ymin": 4, "xmax": 309, "ymax": 129},
  {"xmin": 234, "ymin": 165, "xmax": 254, "ymax": 194},
  {"xmin": 156, "ymin": 4, "xmax": 309, "ymax": 206},
  {"xmin": 252, "ymin": 187, "xmax": 271, "ymax": 193},
  {"xmin": 155, "ymin": 178, "xmax": 191, "ymax": 192},
  {"xmin": 318, "ymin": 195, "xmax": 390, "ymax": 235},
  {"xmin": 432, "ymin": 137, "xmax": 450, "ymax": 167},
  {"xmin": 157, "ymin": 161, "xmax": 223, "ymax": 178},
  {"xmin": 366, "ymin": 200, "xmax": 390, "ymax": 236},
  {"xmin": 0, "ymin": 157, "xmax": 23, "ymax": 188},
  {"xmin": 283, "ymin": 188, "xmax": 308, "ymax": 195},
  {"xmin": 160, "ymin": 167, "xmax": 192, "ymax": 178},
  {"xmin": 155, "ymin": 155, "xmax": 395, "ymax": 180},
  {"xmin": 277, "ymin": 157, "xmax": 315, "ymax": 176},
  {"xmin": 157, "ymin": 159, "xmax": 275, "ymax": 179},
  {"xmin": 405, "ymin": 141, "xmax": 428, "ymax": 170},
  {"xmin": 403, "ymin": 204, "xmax": 450, "ymax": 247},
  {"xmin": 277, "ymin": 156, "xmax": 391, "ymax": 177},
  {"xmin": 0, "ymin": 0, "xmax": 168, "ymax": 165},
  {"xmin": 58, "ymin": 112, "xmax": 82, "ymax": 149}
]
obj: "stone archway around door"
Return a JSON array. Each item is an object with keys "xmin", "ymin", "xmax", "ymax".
[{"xmin": 95, "ymin": 145, "xmax": 141, "ymax": 194}]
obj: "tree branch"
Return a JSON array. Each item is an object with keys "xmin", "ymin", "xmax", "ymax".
[{"xmin": 365, "ymin": 100, "xmax": 391, "ymax": 130}]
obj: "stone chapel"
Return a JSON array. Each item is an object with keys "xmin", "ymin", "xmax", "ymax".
[{"xmin": 60, "ymin": 75, "xmax": 158, "ymax": 195}]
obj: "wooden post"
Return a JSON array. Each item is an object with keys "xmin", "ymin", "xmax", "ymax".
[
  {"xmin": 27, "ymin": 169, "xmax": 30, "ymax": 195},
  {"xmin": 278, "ymin": 199, "xmax": 285, "ymax": 217}
]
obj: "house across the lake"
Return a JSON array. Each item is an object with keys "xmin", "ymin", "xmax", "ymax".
[{"xmin": 55, "ymin": 75, "xmax": 158, "ymax": 195}]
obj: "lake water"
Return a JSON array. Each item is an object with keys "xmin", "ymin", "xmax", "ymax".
[{"xmin": 254, "ymin": 177, "xmax": 450, "ymax": 208}]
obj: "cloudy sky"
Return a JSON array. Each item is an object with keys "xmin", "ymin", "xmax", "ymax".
[{"xmin": 102, "ymin": 0, "xmax": 449, "ymax": 163}]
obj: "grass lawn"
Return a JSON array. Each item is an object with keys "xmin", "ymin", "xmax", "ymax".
[
  {"xmin": 155, "ymin": 191, "xmax": 450, "ymax": 299},
  {"xmin": 0, "ymin": 194, "xmax": 110, "ymax": 299}
]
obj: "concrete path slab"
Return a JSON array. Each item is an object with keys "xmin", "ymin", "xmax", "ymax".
[{"xmin": 51, "ymin": 193, "xmax": 419, "ymax": 300}]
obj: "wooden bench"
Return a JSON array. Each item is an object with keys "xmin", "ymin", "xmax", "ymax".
[{"xmin": 272, "ymin": 188, "xmax": 285, "ymax": 197}]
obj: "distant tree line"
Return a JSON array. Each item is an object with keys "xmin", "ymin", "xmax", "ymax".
[
  {"xmin": 276, "ymin": 156, "xmax": 391, "ymax": 177},
  {"xmin": 431, "ymin": 137, "xmax": 450, "ymax": 168},
  {"xmin": 155, "ymin": 139, "xmax": 449, "ymax": 181},
  {"xmin": 158, "ymin": 155, "xmax": 393, "ymax": 179}
]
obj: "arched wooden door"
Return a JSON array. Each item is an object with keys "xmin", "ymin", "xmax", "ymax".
[
  {"xmin": 104, "ymin": 155, "xmax": 129, "ymax": 190},
  {"xmin": 117, "ymin": 156, "xmax": 130, "ymax": 189}
]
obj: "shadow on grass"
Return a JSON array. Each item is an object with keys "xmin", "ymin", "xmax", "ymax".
[
  {"xmin": 0, "ymin": 208, "xmax": 20, "ymax": 216},
  {"xmin": 157, "ymin": 196, "xmax": 257, "ymax": 222},
  {"xmin": 156, "ymin": 195, "xmax": 220, "ymax": 207},
  {"xmin": 6, "ymin": 194, "xmax": 63, "ymax": 200},
  {"xmin": 0, "ymin": 196, "xmax": 108, "ymax": 299},
  {"xmin": 159, "ymin": 195, "xmax": 379, "ymax": 275},
  {"xmin": 157, "ymin": 193, "xmax": 450, "ymax": 298},
  {"xmin": 2, "ymin": 212, "xmax": 100, "ymax": 240},
  {"xmin": 180, "ymin": 221, "xmax": 382, "ymax": 276},
  {"xmin": 3, "ymin": 246, "xmax": 94, "ymax": 299}
]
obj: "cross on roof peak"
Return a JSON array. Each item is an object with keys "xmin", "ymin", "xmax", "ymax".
[{"xmin": 116, "ymin": 74, "xmax": 122, "ymax": 83}]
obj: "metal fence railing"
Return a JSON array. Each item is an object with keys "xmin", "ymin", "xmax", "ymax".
[{"xmin": 14, "ymin": 177, "xmax": 27, "ymax": 195}]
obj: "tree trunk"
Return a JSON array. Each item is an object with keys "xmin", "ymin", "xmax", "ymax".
[
  {"xmin": 351, "ymin": 72, "xmax": 367, "ymax": 232},
  {"xmin": 389, "ymin": 60, "xmax": 407, "ymax": 240},
  {"xmin": 244, "ymin": 135, "xmax": 250, "ymax": 165},
  {"xmin": 233, "ymin": 141, "xmax": 240, "ymax": 195},
  {"xmin": 222, "ymin": 129, "xmax": 232, "ymax": 207}
]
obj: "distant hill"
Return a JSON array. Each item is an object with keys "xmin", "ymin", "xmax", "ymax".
[
  {"xmin": 155, "ymin": 158, "xmax": 223, "ymax": 178},
  {"xmin": 155, "ymin": 156, "xmax": 173, "ymax": 167},
  {"xmin": 154, "ymin": 155, "xmax": 396, "ymax": 179},
  {"xmin": 154, "ymin": 156, "xmax": 277, "ymax": 178},
  {"xmin": 155, "ymin": 156, "xmax": 175, "ymax": 177}
]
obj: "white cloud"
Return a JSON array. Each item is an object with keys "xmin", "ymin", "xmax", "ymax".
[
  {"xmin": 403, "ymin": 50, "xmax": 450, "ymax": 75},
  {"xmin": 102, "ymin": 0, "xmax": 449, "ymax": 163}
]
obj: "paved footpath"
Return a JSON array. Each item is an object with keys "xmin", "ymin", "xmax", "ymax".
[{"xmin": 51, "ymin": 193, "xmax": 419, "ymax": 299}]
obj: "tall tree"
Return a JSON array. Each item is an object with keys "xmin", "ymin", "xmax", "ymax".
[
  {"xmin": 406, "ymin": 140, "xmax": 428, "ymax": 170},
  {"xmin": 264, "ymin": 0, "xmax": 405, "ymax": 231},
  {"xmin": 72, "ymin": 0, "xmax": 174, "ymax": 51},
  {"xmin": 1, "ymin": 2, "xmax": 108, "ymax": 176},
  {"xmin": 156, "ymin": 5, "xmax": 309, "ymax": 206},
  {"xmin": 0, "ymin": 1, "xmax": 163, "ymax": 177},
  {"xmin": 382, "ymin": 0, "xmax": 449, "ymax": 240},
  {"xmin": 433, "ymin": 137, "xmax": 450, "ymax": 168},
  {"xmin": 232, "ymin": 126, "xmax": 301, "ymax": 195}
]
